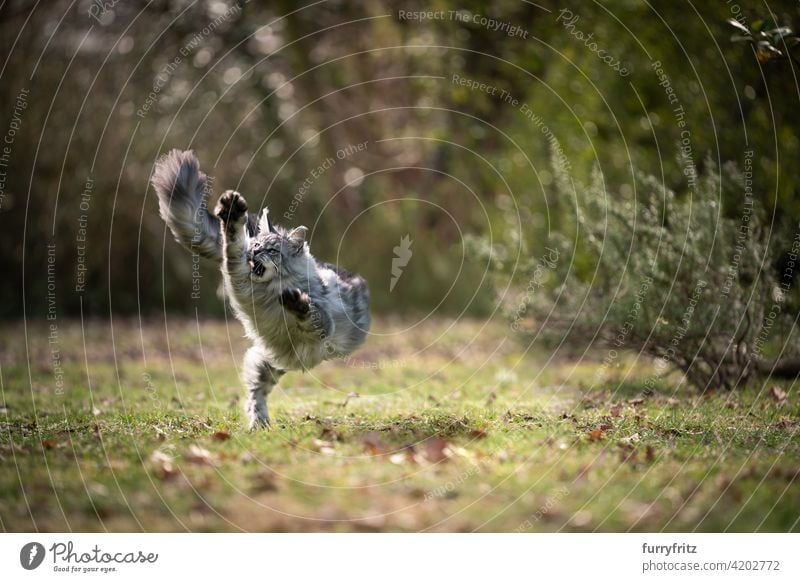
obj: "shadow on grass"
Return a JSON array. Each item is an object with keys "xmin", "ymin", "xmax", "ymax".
[{"xmin": 301, "ymin": 412, "xmax": 493, "ymax": 448}]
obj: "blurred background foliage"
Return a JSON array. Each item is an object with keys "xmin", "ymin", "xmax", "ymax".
[{"xmin": 2, "ymin": 0, "xmax": 800, "ymax": 321}]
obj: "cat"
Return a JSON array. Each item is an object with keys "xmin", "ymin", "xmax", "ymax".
[{"xmin": 151, "ymin": 149, "xmax": 370, "ymax": 428}]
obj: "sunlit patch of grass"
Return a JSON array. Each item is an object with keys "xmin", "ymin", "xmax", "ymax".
[{"xmin": 0, "ymin": 317, "xmax": 797, "ymax": 532}]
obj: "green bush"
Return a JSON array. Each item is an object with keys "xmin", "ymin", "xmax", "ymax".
[{"xmin": 487, "ymin": 154, "xmax": 800, "ymax": 390}]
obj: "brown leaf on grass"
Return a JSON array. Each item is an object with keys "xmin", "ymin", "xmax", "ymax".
[
  {"xmin": 311, "ymin": 438, "xmax": 336, "ymax": 455},
  {"xmin": 587, "ymin": 428, "xmax": 604, "ymax": 442},
  {"xmin": 610, "ymin": 403, "xmax": 623, "ymax": 417},
  {"xmin": 424, "ymin": 437, "xmax": 452, "ymax": 463},
  {"xmin": 776, "ymin": 417, "xmax": 797, "ymax": 429},
  {"xmin": 362, "ymin": 432, "xmax": 386, "ymax": 456},
  {"xmin": 628, "ymin": 397, "xmax": 645, "ymax": 406},
  {"xmin": 319, "ymin": 425, "xmax": 344, "ymax": 442},
  {"xmin": 769, "ymin": 386, "xmax": 788, "ymax": 403},
  {"xmin": 149, "ymin": 450, "xmax": 177, "ymax": 480},
  {"xmin": 469, "ymin": 428, "xmax": 488, "ymax": 439},
  {"xmin": 620, "ymin": 432, "xmax": 640, "ymax": 445},
  {"xmin": 580, "ymin": 395, "xmax": 601, "ymax": 410},
  {"xmin": 587, "ymin": 422, "xmax": 613, "ymax": 442},
  {"xmin": 211, "ymin": 428, "xmax": 231, "ymax": 441},
  {"xmin": 390, "ymin": 448, "xmax": 420, "ymax": 465},
  {"xmin": 184, "ymin": 444, "xmax": 217, "ymax": 466},
  {"xmin": 41, "ymin": 438, "xmax": 58, "ymax": 450},
  {"xmin": 250, "ymin": 469, "xmax": 278, "ymax": 493},
  {"xmin": 667, "ymin": 397, "xmax": 680, "ymax": 407}
]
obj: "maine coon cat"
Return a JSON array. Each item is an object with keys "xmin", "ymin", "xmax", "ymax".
[{"xmin": 151, "ymin": 150, "xmax": 370, "ymax": 429}]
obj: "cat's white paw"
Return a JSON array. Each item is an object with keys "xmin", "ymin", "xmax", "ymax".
[
  {"xmin": 245, "ymin": 392, "xmax": 270, "ymax": 430},
  {"xmin": 248, "ymin": 414, "xmax": 271, "ymax": 431}
]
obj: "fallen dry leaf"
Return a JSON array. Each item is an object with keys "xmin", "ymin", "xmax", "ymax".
[
  {"xmin": 41, "ymin": 438, "xmax": 58, "ymax": 450},
  {"xmin": 587, "ymin": 428, "xmax": 605, "ymax": 442},
  {"xmin": 312, "ymin": 438, "xmax": 335, "ymax": 455},
  {"xmin": 769, "ymin": 386, "xmax": 788, "ymax": 403},
  {"xmin": 319, "ymin": 425, "xmax": 343, "ymax": 442},
  {"xmin": 620, "ymin": 432, "xmax": 640, "ymax": 445},
  {"xmin": 184, "ymin": 444, "xmax": 217, "ymax": 466},
  {"xmin": 468, "ymin": 428, "xmax": 488, "ymax": 439},
  {"xmin": 362, "ymin": 432, "xmax": 386, "ymax": 456},
  {"xmin": 390, "ymin": 451, "xmax": 411, "ymax": 465},
  {"xmin": 211, "ymin": 428, "xmax": 231, "ymax": 441},
  {"xmin": 424, "ymin": 437, "xmax": 452, "ymax": 463},
  {"xmin": 149, "ymin": 450, "xmax": 177, "ymax": 480},
  {"xmin": 610, "ymin": 403, "xmax": 623, "ymax": 417},
  {"xmin": 250, "ymin": 469, "xmax": 278, "ymax": 493},
  {"xmin": 587, "ymin": 422, "xmax": 612, "ymax": 442}
]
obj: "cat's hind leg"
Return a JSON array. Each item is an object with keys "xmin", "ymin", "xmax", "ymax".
[{"xmin": 243, "ymin": 345, "xmax": 285, "ymax": 429}]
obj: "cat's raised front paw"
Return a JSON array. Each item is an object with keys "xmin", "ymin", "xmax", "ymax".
[
  {"xmin": 279, "ymin": 288, "xmax": 311, "ymax": 317},
  {"xmin": 214, "ymin": 190, "xmax": 248, "ymax": 224}
]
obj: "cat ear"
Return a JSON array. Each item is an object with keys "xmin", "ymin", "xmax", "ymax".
[
  {"xmin": 258, "ymin": 207, "xmax": 277, "ymax": 234},
  {"xmin": 288, "ymin": 226, "xmax": 308, "ymax": 252}
]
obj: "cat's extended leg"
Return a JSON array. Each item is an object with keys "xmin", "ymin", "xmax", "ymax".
[
  {"xmin": 243, "ymin": 345, "xmax": 285, "ymax": 429},
  {"xmin": 214, "ymin": 190, "xmax": 250, "ymax": 291}
]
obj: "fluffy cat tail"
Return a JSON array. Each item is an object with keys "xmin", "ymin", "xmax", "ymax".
[{"xmin": 151, "ymin": 149, "xmax": 222, "ymax": 262}]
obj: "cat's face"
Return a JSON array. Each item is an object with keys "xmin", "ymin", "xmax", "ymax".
[{"xmin": 247, "ymin": 209, "xmax": 308, "ymax": 283}]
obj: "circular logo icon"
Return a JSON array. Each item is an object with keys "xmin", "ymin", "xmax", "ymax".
[{"xmin": 20, "ymin": 542, "xmax": 45, "ymax": 570}]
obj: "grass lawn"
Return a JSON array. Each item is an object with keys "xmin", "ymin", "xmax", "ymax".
[{"xmin": 0, "ymin": 315, "xmax": 798, "ymax": 532}]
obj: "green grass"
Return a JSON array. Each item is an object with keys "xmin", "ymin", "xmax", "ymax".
[{"xmin": 0, "ymin": 316, "xmax": 798, "ymax": 532}]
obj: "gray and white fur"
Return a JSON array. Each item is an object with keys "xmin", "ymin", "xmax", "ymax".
[{"xmin": 152, "ymin": 149, "xmax": 370, "ymax": 428}]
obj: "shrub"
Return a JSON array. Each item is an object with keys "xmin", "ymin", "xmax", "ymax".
[{"xmin": 486, "ymin": 154, "xmax": 800, "ymax": 390}]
